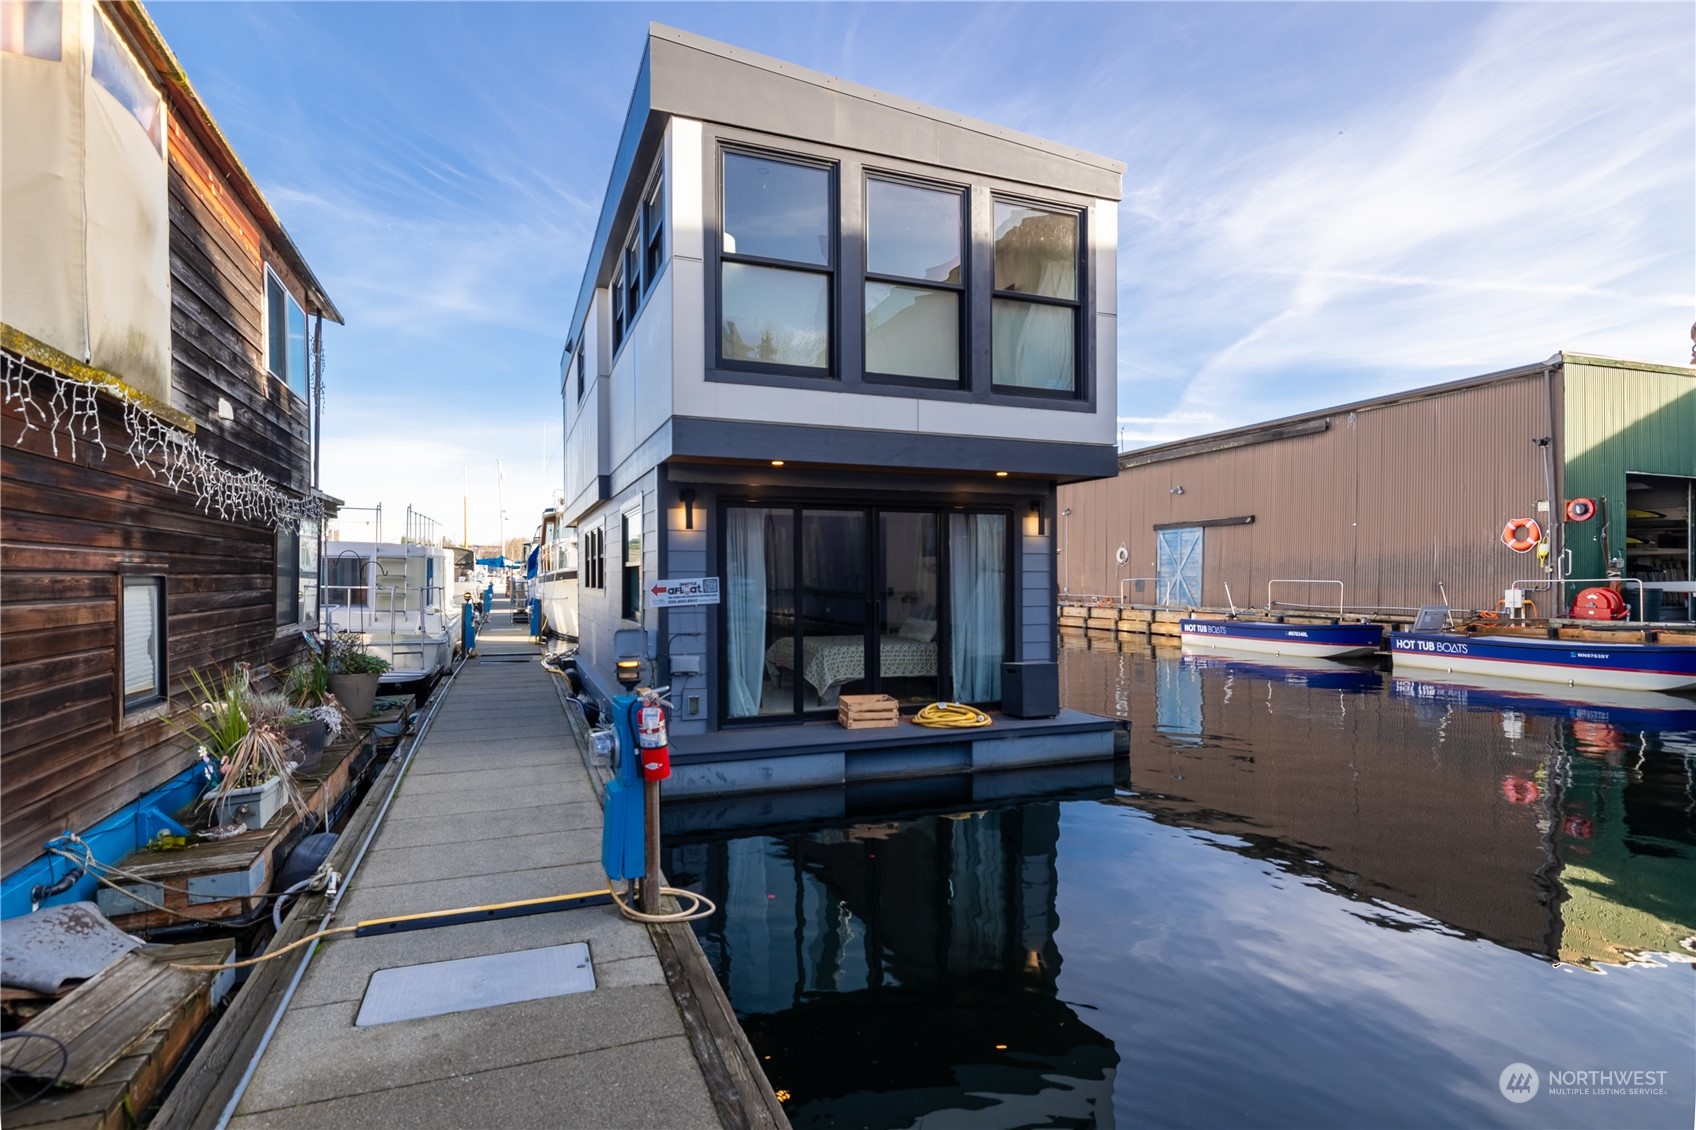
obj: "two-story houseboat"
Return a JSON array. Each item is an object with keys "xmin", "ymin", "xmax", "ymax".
[
  {"xmin": 2, "ymin": 0, "xmax": 340, "ymax": 916},
  {"xmin": 560, "ymin": 26, "xmax": 1123, "ymax": 797}
]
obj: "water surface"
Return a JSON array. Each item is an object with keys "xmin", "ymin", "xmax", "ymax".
[{"xmin": 667, "ymin": 642, "xmax": 1696, "ymax": 1128}]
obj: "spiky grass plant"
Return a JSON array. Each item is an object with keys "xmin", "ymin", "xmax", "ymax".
[{"xmin": 173, "ymin": 665, "xmax": 307, "ymax": 824}]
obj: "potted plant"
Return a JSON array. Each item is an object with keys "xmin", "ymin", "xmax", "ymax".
[
  {"xmin": 282, "ymin": 654, "xmax": 349, "ymax": 771},
  {"xmin": 173, "ymin": 666, "xmax": 306, "ymax": 832},
  {"xmin": 326, "ymin": 632, "xmax": 389, "ymax": 720}
]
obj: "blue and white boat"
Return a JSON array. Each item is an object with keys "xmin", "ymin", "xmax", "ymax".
[
  {"xmin": 1178, "ymin": 618, "xmax": 1385, "ymax": 659},
  {"xmin": 1388, "ymin": 631, "xmax": 1696, "ymax": 694}
]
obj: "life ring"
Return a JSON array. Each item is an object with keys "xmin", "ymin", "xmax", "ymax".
[
  {"xmin": 1501, "ymin": 518, "xmax": 1541, "ymax": 553},
  {"xmin": 1501, "ymin": 775, "xmax": 1540, "ymax": 805},
  {"xmin": 1565, "ymin": 498, "xmax": 1596, "ymax": 522},
  {"xmin": 1115, "ymin": 545, "xmax": 1130, "ymax": 566}
]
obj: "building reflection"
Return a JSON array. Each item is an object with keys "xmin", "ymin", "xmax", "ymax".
[
  {"xmin": 666, "ymin": 802, "xmax": 1118, "ymax": 1129},
  {"xmin": 1061, "ymin": 641, "xmax": 1696, "ymax": 967}
]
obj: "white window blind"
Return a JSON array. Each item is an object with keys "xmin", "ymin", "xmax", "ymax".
[{"xmin": 122, "ymin": 577, "xmax": 161, "ymax": 698}]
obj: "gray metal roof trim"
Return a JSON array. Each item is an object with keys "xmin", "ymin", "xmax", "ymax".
[
  {"xmin": 648, "ymin": 23, "xmax": 1127, "ymax": 177},
  {"xmin": 1117, "ymin": 356, "xmax": 1566, "ymax": 470}
]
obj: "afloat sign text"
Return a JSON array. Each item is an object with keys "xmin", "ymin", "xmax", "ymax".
[{"xmin": 648, "ymin": 577, "xmax": 721, "ymax": 608}]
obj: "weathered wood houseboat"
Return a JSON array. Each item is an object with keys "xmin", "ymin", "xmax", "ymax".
[
  {"xmin": 559, "ymin": 26, "xmax": 1124, "ymax": 796},
  {"xmin": 1, "ymin": 0, "xmax": 342, "ymax": 916}
]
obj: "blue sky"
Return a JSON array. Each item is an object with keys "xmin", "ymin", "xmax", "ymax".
[{"xmin": 148, "ymin": 2, "xmax": 1694, "ymax": 545}]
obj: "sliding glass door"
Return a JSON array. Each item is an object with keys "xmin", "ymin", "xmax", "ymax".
[{"xmin": 724, "ymin": 503, "xmax": 1008, "ymax": 721}]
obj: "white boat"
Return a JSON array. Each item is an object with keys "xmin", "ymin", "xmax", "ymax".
[
  {"xmin": 531, "ymin": 507, "xmax": 579, "ymax": 640},
  {"xmin": 323, "ymin": 507, "xmax": 462, "ymax": 685}
]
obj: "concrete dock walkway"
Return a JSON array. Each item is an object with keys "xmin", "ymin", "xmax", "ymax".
[{"xmin": 227, "ymin": 609, "xmax": 723, "ymax": 1128}]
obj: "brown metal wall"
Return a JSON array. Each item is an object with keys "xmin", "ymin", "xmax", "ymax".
[{"xmin": 1063, "ymin": 371, "xmax": 1554, "ymax": 612}]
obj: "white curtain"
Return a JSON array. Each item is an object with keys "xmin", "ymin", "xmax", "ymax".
[
  {"xmin": 726, "ymin": 509, "xmax": 768, "ymax": 717},
  {"xmin": 949, "ymin": 513, "xmax": 1006, "ymax": 703}
]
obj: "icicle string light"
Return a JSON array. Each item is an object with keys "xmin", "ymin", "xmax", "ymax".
[{"xmin": 3, "ymin": 347, "xmax": 321, "ymax": 529}]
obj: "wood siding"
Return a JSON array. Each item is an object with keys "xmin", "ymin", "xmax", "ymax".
[
  {"xmin": 1061, "ymin": 371, "xmax": 1555, "ymax": 613},
  {"xmin": 1, "ymin": 121, "xmax": 313, "ymax": 866}
]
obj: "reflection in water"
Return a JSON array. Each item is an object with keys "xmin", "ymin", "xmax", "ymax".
[
  {"xmin": 673, "ymin": 641, "xmax": 1696, "ymax": 1128},
  {"xmin": 668, "ymin": 806, "xmax": 1117, "ymax": 1128}
]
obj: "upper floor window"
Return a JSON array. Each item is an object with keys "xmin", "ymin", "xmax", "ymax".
[
  {"xmin": 991, "ymin": 200, "xmax": 1080, "ymax": 395},
  {"xmin": 610, "ymin": 171, "xmax": 665, "ymax": 360},
  {"xmin": 575, "ymin": 347, "xmax": 586, "ymax": 402},
  {"xmin": 864, "ymin": 177, "xmax": 964, "ymax": 385},
  {"xmin": 611, "ymin": 268, "xmax": 626, "ymax": 353},
  {"xmin": 643, "ymin": 178, "xmax": 665, "ymax": 281},
  {"xmin": 2, "ymin": 0, "xmax": 61, "ymax": 60},
  {"xmin": 91, "ymin": 9, "xmax": 161, "ymax": 154},
  {"xmin": 720, "ymin": 151, "xmax": 832, "ymax": 374},
  {"xmin": 265, "ymin": 268, "xmax": 309, "ymax": 399}
]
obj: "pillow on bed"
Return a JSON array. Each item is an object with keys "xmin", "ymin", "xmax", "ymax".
[{"xmin": 898, "ymin": 616, "xmax": 937, "ymax": 642}]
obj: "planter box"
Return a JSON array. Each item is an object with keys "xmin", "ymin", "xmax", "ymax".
[
  {"xmin": 284, "ymin": 719, "xmax": 330, "ymax": 772},
  {"xmin": 329, "ymin": 672, "xmax": 381, "ymax": 719},
  {"xmin": 209, "ymin": 776, "xmax": 284, "ymax": 832}
]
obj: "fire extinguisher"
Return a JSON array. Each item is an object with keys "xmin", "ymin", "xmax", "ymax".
[{"xmin": 635, "ymin": 688, "xmax": 671, "ymax": 781}]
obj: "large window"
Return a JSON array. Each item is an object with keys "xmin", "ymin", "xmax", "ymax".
[
  {"xmin": 120, "ymin": 575, "xmax": 165, "ymax": 712},
  {"xmin": 265, "ymin": 268, "xmax": 309, "ymax": 399},
  {"xmin": 991, "ymin": 200, "xmax": 1080, "ymax": 394},
  {"xmin": 719, "ymin": 151, "xmax": 833, "ymax": 374},
  {"xmin": 864, "ymin": 178, "xmax": 964, "ymax": 384},
  {"xmin": 722, "ymin": 504, "xmax": 1008, "ymax": 721}
]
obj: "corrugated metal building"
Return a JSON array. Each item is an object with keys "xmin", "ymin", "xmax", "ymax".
[{"xmin": 1060, "ymin": 352, "xmax": 1695, "ymax": 619}]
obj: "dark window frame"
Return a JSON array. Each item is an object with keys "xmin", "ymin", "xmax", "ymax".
[
  {"xmin": 989, "ymin": 194, "xmax": 1086, "ymax": 400},
  {"xmin": 716, "ymin": 497, "xmax": 1015, "ymax": 726},
  {"xmin": 263, "ymin": 265, "xmax": 310, "ymax": 403},
  {"xmin": 575, "ymin": 347, "xmax": 586, "ymax": 402},
  {"xmin": 862, "ymin": 171, "xmax": 969, "ymax": 390},
  {"xmin": 715, "ymin": 144, "xmax": 839, "ymax": 381},
  {"xmin": 117, "ymin": 567, "xmax": 167, "ymax": 720},
  {"xmin": 620, "ymin": 506, "xmax": 643, "ymax": 622}
]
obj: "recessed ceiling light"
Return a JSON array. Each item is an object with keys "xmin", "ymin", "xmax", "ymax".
[
  {"xmin": 771, "ymin": 460, "xmax": 785, "ymax": 467},
  {"xmin": 994, "ymin": 471, "xmax": 1009, "ymax": 477}
]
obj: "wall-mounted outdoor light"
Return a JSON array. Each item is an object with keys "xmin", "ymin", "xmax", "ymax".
[
  {"xmin": 679, "ymin": 488, "xmax": 697, "ymax": 530},
  {"xmin": 1028, "ymin": 500, "xmax": 1045, "ymax": 536},
  {"xmin": 1170, "ymin": 486, "xmax": 1184, "ymax": 495}
]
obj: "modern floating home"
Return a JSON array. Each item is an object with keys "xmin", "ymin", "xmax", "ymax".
[
  {"xmin": 559, "ymin": 26, "xmax": 1124, "ymax": 793},
  {"xmin": 1, "ymin": 1, "xmax": 339, "ymax": 912},
  {"xmin": 1060, "ymin": 353, "xmax": 1696, "ymax": 622}
]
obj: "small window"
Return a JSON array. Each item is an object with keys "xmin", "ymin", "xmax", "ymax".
[
  {"xmin": 264, "ymin": 268, "xmax": 310, "ymax": 398},
  {"xmin": 91, "ymin": 9, "xmax": 161, "ymax": 152},
  {"xmin": 621, "ymin": 507, "xmax": 642, "ymax": 620},
  {"xmin": 643, "ymin": 177, "xmax": 665, "ymax": 281},
  {"xmin": 719, "ymin": 151, "xmax": 834, "ymax": 374},
  {"xmin": 991, "ymin": 200, "xmax": 1081, "ymax": 394},
  {"xmin": 611, "ymin": 273, "xmax": 626, "ymax": 353},
  {"xmin": 582, "ymin": 527, "xmax": 605, "ymax": 591},
  {"xmin": 625, "ymin": 242, "xmax": 641, "ymax": 322},
  {"xmin": 121, "ymin": 575, "xmax": 165, "ymax": 711},
  {"xmin": 865, "ymin": 178, "xmax": 965, "ymax": 384},
  {"xmin": 1, "ymin": 0, "xmax": 61, "ymax": 60},
  {"xmin": 576, "ymin": 348, "xmax": 586, "ymax": 402},
  {"xmin": 276, "ymin": 525, "xmax": 301, "ymax": 626}
]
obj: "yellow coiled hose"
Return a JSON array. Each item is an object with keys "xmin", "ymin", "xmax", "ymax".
[{"xmin": 912, "ymin": 701, "xmax": 992, "ymax": 729}]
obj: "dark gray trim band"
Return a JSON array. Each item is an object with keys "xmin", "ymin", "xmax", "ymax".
[{"xmin": 670, "ymin": 417, "xmax": 1116, "ymax": 481}]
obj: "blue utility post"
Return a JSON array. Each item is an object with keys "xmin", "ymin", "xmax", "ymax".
[
  {"xmin": 601, "ymin": 695, "xmax": 644, "ymax": 881},
  {"xmin": 482, "ymin": 586, "xmax": 492, "ymax": 617},
  {"xmin": 462, "ymin": 596, "xmax": 477, "ymax": 655},
  {"xmin": 529, "ymin": 598, "xmax": 542, "ymax": 639}
]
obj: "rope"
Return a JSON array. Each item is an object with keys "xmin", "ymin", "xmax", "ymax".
[
  {"xmin": 606, "ymin": 881, "xmax": 717, "ymax": 923},
  {"xmin": 168, "ymin": 925, "xmax": 356, "ymax": 971},
  {"xmin": 911, "ymin": 701, "xmax": 993, "ymax": 729}
]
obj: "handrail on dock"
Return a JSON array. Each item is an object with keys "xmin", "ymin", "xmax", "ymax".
[{"xmin": 1267, "ymin": 579, "xmax": 1344, "ymax": 617}]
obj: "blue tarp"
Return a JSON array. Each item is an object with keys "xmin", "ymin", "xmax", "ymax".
[
  {"xmin": 525, "ymin": 545, "xmax": 540, "ymax": 579},
  {"xmin": 475, "ymin": 555, "xmax": 507, "ymax": 569}
]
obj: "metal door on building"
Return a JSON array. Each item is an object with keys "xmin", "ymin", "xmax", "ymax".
[{"xmin": 1156, "ymin": 527, "xmax": 1202, "ymax": 606}]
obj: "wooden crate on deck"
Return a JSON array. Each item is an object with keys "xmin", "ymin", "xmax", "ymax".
[{"xmin": 838, "ymin": 694, "xmax": 899, "ymax": 729}]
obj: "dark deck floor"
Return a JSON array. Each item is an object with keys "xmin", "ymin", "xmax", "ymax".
[{"xmin": 671, "ymin": 708, "xmax": 1120, "ymax": 763}]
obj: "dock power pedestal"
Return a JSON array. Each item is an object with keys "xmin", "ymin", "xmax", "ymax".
[{"xmin": 600, "ymin": 694, "xmax": 645, "ymax": 881}]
